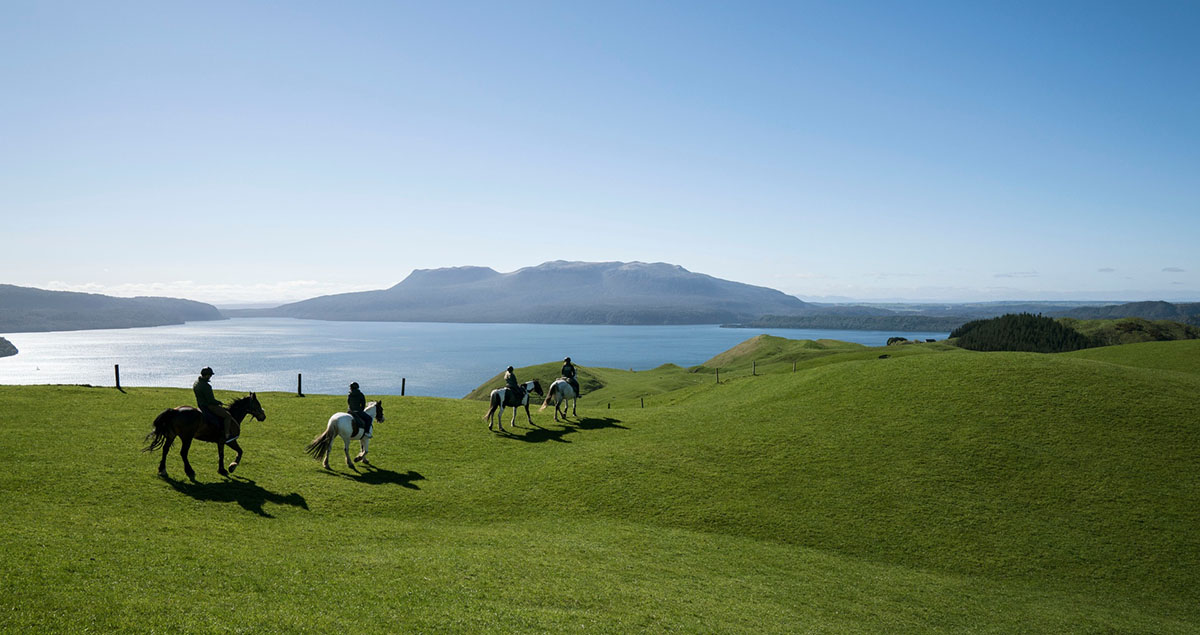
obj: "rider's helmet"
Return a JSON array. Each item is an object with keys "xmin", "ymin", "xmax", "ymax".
[
  {"xmin": 200, "ymin": 367, "xmax": 214, "ymax": 377},
  {"xmin": 564, "ymin": 357, "xmax": 571, "ymax": 363},
  {"xmin": 350, "ymin": 382, "xmax": 359, "ymax": 390},
  {"xmin": 506, "ymin": 366, "xmax": 514, "ymax": 372}
]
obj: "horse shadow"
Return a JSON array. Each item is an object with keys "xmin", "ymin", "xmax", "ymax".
[
  {"xmin": 163, "ymin": 475, "xmax": 309, "ymax": 518},
  {"xmin": 571, "ymin": 416, "xmax": 628, "ymax": 431},
  {"xmin": 328, "ymin": 465, "xmax": 425, "ymax": 490},
  {"xmin": 498, "ymin": 423, "xmax": 575, "ymax": 443}
]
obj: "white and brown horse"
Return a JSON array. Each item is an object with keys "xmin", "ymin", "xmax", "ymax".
[
  {"xmin": 305, "ymin": 401, "xmax": 385, "ymax": 471},
  {"xmin": 484, "ymin": 379, "xmax": 543, "ymax": 431},
  {"xmin": 539, "ymin": 378, "xmax": 578, "ymax": 422}
]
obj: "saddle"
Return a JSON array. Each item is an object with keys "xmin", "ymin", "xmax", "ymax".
[
  {"xmin": 504, "ymin": 387, "xmax": 526, "ymax": 407},
  {"xmin": 191, "ymin": 406, "xmax": 239, "ymax": 443},
  {"xmin": 350, "ymin": 411, "xmax": 373, "ymax": 438}
]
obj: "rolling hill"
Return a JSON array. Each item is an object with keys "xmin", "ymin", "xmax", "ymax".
[
  {"xmin": 240, "ymin": 260, "xmax": 811, "ymax": 325},
  {"xmin": 1, "ymin": 337, "xmax": 1196, "ymax": 631},
  {"xmin": 0, "ymin": 284, "xmax": 224, "ymax": 333}
]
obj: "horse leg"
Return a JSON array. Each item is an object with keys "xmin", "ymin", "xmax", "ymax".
[
  {"xmin": 157, "ymin": 434, "xmax": 174, "ymax": 478},
  {"xmin": 179, "ymin": 436, "xmax": 196, "ymax": 481},
  {"xmin": 354, "ymin": 437, "xmax": 370, "ymax": 465},
  {"xmin": 343, "ymin": 434, "xmax": 357, "ymax": 471},
  {"xmin": 570, "ymin": 396, "xmax": 577, "ymax": 417},
  {"xmin": 215, "ymin": 432, "xmax": 228, "ymax": 477},
  {"xmin": 226, "ymin": 440, "xmax": 244, "ymax": 473}
]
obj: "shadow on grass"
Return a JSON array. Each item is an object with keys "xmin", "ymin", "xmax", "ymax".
[
  {"xmin": 325, "ymin": 465, "xmax": 426, "ymax": 490},
  {"xmin": 163, "ymin": 475, "xmax": 309, "ymax": 518},
  {"xmin": 572, "ymin": 416, "xmax": 628, "ymax": 431},
  {"xmin": 497, "ymin": 421, "xmax": 574, "ymax": 443}
]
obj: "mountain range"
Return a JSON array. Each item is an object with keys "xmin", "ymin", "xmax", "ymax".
[
  {"xmin": 3, "ymin": 262, "xmax": 1199, "ymax": 333},
  {"xmin": 235, "ymin": 261, "xmax": 812, "ymax": 325}
]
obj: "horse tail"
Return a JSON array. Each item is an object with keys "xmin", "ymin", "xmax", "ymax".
[
  {"xmin": 305, "ymin": 422, "xmax": 336, "ymax": 462},
  {"xmin": 483, "ymin": 393, "xmax": 499, "ymax": 421},
  {"xmin": 142, "ymin": 409, "xmax": 174, "ymax": 452},
  {"xmin": 539, "ymin": 385, "xmax": 555, "ymax": 411}
]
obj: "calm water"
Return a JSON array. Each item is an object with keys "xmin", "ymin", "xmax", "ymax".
[{"xmin": 0, "ymin": 318, "xmax": 949, "ymax": 398}]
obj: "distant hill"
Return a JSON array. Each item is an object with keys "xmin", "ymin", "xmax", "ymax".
[
  {"xmin": 739, "ymin": 300, "xmax": 1200, "ymax": 332},
  {"xmin": 242, "ymin": 261, "xmax": 811, "ymax": 325},
  {"xmin": 0, "ymin": 284, "xmax": 224, "ymax": 333},
  {"xmin": 1060, "ymin": 300, "xmax": 1200, "ymax": 325},
  {"xmin": 0, "ymin": 337, "xmax": 15, "ymax": 357},
  {"xmin": 948, "ymin": 312, "xmax": 1200, "ymax": 353}
]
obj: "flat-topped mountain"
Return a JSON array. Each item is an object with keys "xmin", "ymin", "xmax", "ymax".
[
  {"xmin": 251, "ymin": 261, "xmax": 811, "ymax": 325},
  {"xmin": 0, "ymin": 284, "xmax": 224, "ymax": 333}
]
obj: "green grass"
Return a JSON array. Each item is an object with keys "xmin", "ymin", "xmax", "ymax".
[{"xmin": 2, "ymin": 337, "xmax": 1198, "ymax": 632}]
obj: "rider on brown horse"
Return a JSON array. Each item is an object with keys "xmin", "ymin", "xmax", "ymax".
[{"xmin": 193, "ymin": 367, "xmax": 236, "ymax": 442}]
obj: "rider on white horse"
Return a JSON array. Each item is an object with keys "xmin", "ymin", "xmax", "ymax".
[
  {"xmin": 504, "ymin": 366, "xmax": 524, "ymax": 403},
  {"xmin": 347, "ymin": 381, "xmax": 372, "ymax": 437},
  {"xmin": 561, "ymin": 357, "xmax": 580, "ymax": 397}
]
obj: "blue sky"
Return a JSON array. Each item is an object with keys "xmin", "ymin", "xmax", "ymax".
[{"xmin": 3, "ymin": 1, "xmax": 1197, "ymax": 305}]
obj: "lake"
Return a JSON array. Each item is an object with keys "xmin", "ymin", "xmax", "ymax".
[{"xmin": 0, "ymin": 318, "xmax": 949, "ymax": 398}]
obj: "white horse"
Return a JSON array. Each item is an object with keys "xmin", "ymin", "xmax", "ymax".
[
  {"xmin": 539, "ymin": 378, "xmax": 578, "ymax": 422},
  {"xmin": 483, "ymin": 379, "xmax": 543, "ymax": 431},
  {"xmin": 305, "ymin": 400, "xmax": 385, "ymax": 470}
]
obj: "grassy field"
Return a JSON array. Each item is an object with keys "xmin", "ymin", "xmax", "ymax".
[{"xmin": 1, "ymin": 337, "xmax": 1198, "ymax": 632}]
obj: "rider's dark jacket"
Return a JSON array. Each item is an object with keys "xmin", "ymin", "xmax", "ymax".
[
  {"xmin": 505, "ymin": 370, "xmax": 521, "ymax": 395},
  {"xmin": 193, "ymin": 375, "xmax": 221, "ymax": 409},
  {"xmin": 348, "ymin": 387, "xmax": 366, "ymax": 413},
  {"xmin": 562, "ymin": 362, "xmax": 576, "ymax": 380}
]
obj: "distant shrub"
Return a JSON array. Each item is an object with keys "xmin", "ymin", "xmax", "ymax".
[
  {"xmin": 886, "ymin": 337, "xmax": 909, "ymax": 345},
  {"xmin": 950, "ymin": 313, "xmax": 1095, "ymax": 353}
]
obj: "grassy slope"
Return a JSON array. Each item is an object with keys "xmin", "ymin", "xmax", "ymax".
[{"xmin": 1, "ymin": 339, "xmax": 1198, "ymax": 632}]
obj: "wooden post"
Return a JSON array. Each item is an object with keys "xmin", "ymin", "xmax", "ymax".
[
  {"xmin": 114, "ymin": 364, "xmax": 120, "ymax": 390},
  {"xmin": 297, "ymin": 373, "xmax": 304, "ymax": 397},
  {"xmin": 401, "ymin": 378, "xmax": 406, "ymax": 396},
  {"xmin": 793, "ymin": 361, "xmax": 796, "ymax": 373},
  {"xmin": 640, "ymin": 397, "xmax": 644, "ymax": 408},
  {"xmin": 752, "ymin": 361, "xmax": 756, "ymax": 376},
  {"xmin": 716, "ymin": 368, "xmax": 719, "ymax": 384}
]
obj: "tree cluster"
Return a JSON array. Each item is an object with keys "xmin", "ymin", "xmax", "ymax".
[{"xmin": 950, "ymin": 313, "xmax": 1095, "ymax": 353}]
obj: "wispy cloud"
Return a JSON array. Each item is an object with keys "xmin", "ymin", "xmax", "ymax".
[
  {"xmin": 994, "ymin": 271, "xmax": 1039, "ymax": 278},
  {"xmin": 1162, "ymin": 267, "xmax": 1186, "ymax": 273},
  {"xmin": 1097, "ymin": 267, "xmax": 1116, "ymax": 273}
]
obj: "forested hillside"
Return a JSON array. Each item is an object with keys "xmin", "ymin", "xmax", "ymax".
[{"xmin": 0, "ymin": 285, "xmax": 224, "ymax": 333}]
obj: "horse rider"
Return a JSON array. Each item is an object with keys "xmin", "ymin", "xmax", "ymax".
[
  {"xmin": 504, "ymin": 365, "xmax": 524, "ymax": 403},
  {"xmin": 193, "ymin": 366, "xmax": 236, "ymax": 442},
  {"xmin": 562, "ymin": 357, "xmax": 580, "ymax": 397},
  {"xmin": 348, "ymin": 381, "xmax": 372, "ymax": 435}
]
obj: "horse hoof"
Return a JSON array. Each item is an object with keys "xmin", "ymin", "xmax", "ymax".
[
  {"xmin": 158, "ymin": 470, "xmax": 168, "ymax": 479},
  {"xmin": 218, "ymin": 468, "xmax": 229, "ymax": 477},
  {"xmin": 228, "ymin": 462, "xmax": 238, "ymax": 473}
]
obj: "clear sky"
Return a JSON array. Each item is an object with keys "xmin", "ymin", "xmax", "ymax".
[{"xmin": 3, "ymin": 1, "xmax": 1197, "ymax": 305}]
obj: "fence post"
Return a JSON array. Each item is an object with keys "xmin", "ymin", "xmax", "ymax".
[
  {"xmin": 640, "ymin": 397, "xmax": 644, "ymax": 408},
  {"xmin": 752, "ymin": 361, "xmax": 756, "ymax": 376},
  {"xmin": 716, "ymin": 368, "xmax": 719, "ymax": 384},
  {"xmin": 793, "ymin": 361, "xmax": 796, "ymax": 373},
  {"xmin": 401, "ymin": 378, "xmax": 406, "ymax": 396},
  {"xmin": 114, "ymin": 364, "xmax": 120, "ymax": 390},
  {"xmin": 297, "ymin": 373, "xmax": 304, "ymax": 397}
]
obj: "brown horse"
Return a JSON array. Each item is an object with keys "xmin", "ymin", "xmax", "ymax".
[{"xmin": 144, "ymin": 393, "xmax": 266, "ymax": 480}]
